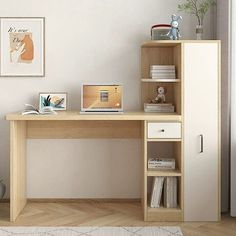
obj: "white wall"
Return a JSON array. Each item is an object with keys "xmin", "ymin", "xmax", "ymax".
[{"xmin": 0, "ymin": 0, "xmax": 214, "ymax": 199}]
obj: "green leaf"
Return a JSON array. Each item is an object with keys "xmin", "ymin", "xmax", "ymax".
[{"xmin": 178, "ymin": 0, "xmax": 215, "ymax": 24}]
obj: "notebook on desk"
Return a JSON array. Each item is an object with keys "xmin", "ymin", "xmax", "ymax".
[{"xmin": 80, "ymin": 83, "xmax": 123, "ymax": 113}]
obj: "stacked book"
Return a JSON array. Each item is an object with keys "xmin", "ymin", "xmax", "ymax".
[
  {"xmin": 150, "ymin": 177, "xmax": 178, "ymax": 208},
  {"xmin": 144, "ymin": 103, "xmax": 175, "ymax": 113},
  {"xmin": 150, "ymin": 65, "xmax": 176, "ymax": 79},
  {"xmin": 164, "ymin": 177, "xmax": 178, "ymax": 208},
  {"xmin": 148, "ymin": 158, "xmax": 175, "ymax": 170},
  {"xmin": 150, "ymin": 177, "xmax": 165, "ymax": 208}
]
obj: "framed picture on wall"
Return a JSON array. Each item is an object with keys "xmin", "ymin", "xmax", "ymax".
[
  {"xmin": 0, "ymin": 17, "xmax": 45, "ymax": 77},
  {"xmin": 39, "ymin": 92, "xmax": 67, "ymax": 111}
]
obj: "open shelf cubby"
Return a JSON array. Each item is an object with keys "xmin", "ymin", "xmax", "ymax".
[
  {"xmin": 146, "ymin": 176, "xmax": 183, "ymax": 221},
  {"xmin": 141, "ymin": 42, "xmax": 182, "ymax": 115},
  {"xmin": 141, "ymin": 42, "xmax": 183, "ymax": 221},
  {"xmin": 147, "ymin": 141, "xmax": 182, "ymax": 173}
]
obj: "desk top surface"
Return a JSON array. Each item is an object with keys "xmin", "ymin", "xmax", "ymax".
[{"xmin": 6, "ymin": 111, "xmax": 182, "ymax": 121}]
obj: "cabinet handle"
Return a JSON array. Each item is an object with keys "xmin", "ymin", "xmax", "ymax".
[{"xmin": 199, "ymin": 134, "xmax": 204, "ymax": 153}]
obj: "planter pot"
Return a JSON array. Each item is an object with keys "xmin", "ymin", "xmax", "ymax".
[{"xmin": 0, "ymin": 182, "xmax": 6, "ymax": 199}]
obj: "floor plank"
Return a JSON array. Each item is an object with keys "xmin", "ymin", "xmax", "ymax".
[{"xmin": 0, "ymin": 202, "xmax": 236, "ymax": 236}]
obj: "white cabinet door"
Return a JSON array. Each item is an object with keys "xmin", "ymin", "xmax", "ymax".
[{"xmin": 184, "ymin": 42, "xmax": 220, "ymax": 221}]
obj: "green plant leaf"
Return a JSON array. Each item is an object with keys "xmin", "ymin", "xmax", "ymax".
[{"xmin": 178, "ymin": 0, "xmax": 215, "ymax": 25}]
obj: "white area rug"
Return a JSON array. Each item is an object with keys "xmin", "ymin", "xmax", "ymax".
[{"xmin": 0, "ymin": 227, "xmax": 183, "ymax": 236}]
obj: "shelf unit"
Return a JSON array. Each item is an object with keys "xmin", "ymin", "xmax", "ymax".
[
  {"xmin": 141, "ymin": 79, "xmax": 181, "ymax": 83},
  {"xmin": 141, "ymin": 41, "xmax": 183, "ymax": 221},
  {"xmin": 147, "ymin": 169, "xmax": 182, "ymax": 177}
]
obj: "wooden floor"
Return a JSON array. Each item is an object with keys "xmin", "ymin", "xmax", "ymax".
[{"xmin": 0, "ymin": 201, "xmax": 236, "ymax": 236}]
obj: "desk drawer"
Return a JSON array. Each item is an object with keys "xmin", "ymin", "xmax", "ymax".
[{"xmin": 147, "ymin": 122, "xmax": 181, "ymax": 139}]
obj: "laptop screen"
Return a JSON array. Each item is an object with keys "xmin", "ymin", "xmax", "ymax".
[{"xmin": 81, "ymin": 84, "xmax": 123, "ymax": 111}]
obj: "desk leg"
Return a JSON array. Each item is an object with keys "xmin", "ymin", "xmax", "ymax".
[{"xmin": 10, "ymin": 121, "xmax": 27, "ymax": 222}]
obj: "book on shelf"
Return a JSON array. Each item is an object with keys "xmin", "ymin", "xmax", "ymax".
[
  {"xmin": 150, "ymin": 64, "xmax": 176, "ymax": 79},
  {"xmin": 150, "ymin": 76, "xmax": 176, "ymax": 80},
  {"xmin": 150, "ymin": 65, "xmax": 175, "ymax": 70},
  {"xmin": 150, "ymin": 177, "xmax": 165, "ymax": 208},
  {"xmin": 148, "ymin": 158, "xmax": 176, "ymax": 170},
  {"xmin": 22, "ymin": 104, "xmax": 57, "ymax": 115},
  {"xmin": 150, "ymin": 71, "xmax": 175, "ymax": 75},
  {"xmin": 163, "ymin": 177, "xmax": 178, "ymax": 208},
  {"xmin": 150, "ymin": 71, "xmax": 175, "ymax": 74},
  {"xmin": 144, "ymin": 103, "xmax": 175, "ymax": 113}
]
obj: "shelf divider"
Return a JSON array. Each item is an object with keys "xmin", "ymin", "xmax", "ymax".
[
  {"xmin": 147, "ymin": 169, "xmax": 182, "ymax": 177},
  {"xmin": 141, "ymin": 78, "xmax": 181, "ymax": 83}
]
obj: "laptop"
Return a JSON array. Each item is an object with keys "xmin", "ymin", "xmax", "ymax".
[{"xmin": 80, "ymin": 83, "xmax": 123, "ymax": 113}]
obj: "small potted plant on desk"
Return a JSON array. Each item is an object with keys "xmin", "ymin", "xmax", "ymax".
[{"xmin": 0, "ymin": 178, "xmax": 6, "ymax": 199}]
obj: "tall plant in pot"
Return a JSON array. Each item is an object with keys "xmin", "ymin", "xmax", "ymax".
[
  {"xmin": 0, "ymin": 178, "xmax": 6, "ymax": 199},
  {"xmin": 178, "ymin": 0, "xmax": 216, "ymax": 39}
]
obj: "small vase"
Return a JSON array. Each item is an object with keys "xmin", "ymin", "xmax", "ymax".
[
  {"xmin": 0, "ymin": 182, "xmax": 6, "ymax": 199},
  {"xmin": 196, "ymin": 25, "xmax": 203, "ymax": 40}
]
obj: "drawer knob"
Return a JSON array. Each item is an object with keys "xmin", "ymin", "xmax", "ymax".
[{"xmin": 159, "ymin": 129, "xmax": 165, "ymax": 132}]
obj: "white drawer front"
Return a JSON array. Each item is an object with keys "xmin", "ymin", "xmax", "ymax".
[{"xmin": 147, "ymin": 122, "xmax": 181, "ymax": 139}]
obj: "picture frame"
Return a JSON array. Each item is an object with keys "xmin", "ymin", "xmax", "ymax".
[
  {"xmin": 0, "ymin": 17, "xmax": 45, "ymax": 77},
  {"xmin": 39, "ymin": 92, "xmax": 67, "ymax": 111}
]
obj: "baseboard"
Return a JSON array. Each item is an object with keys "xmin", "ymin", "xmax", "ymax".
[{"xmin": 27, "ymin": 198, "xmax": 141, "ymax": 203}]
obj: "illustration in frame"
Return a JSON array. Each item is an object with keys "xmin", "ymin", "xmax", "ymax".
[
  {"xmin": 0, "ymin": 17, "xmax": 45, "ymax": 77},
  {"xmin": 39, "ymin": 93, "xmax": 67, "ymax": 111}
]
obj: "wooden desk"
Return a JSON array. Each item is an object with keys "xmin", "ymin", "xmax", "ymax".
[{"xmin": 6, "ymin": 111, "xmax": 181, "ymax": 222}]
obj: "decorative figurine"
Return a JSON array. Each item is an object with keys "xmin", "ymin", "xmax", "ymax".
[
  {"xmin": 168, "ymin": 14, "xmax": 182, "ymax": 40},
  {"xmin": 151, "ymin": 86, "xmax": 166, "ymax": 104}
]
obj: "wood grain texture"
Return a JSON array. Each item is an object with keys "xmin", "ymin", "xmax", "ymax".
[
  {"xmin": 141, "ymin": 42, "xmax": 184, "ymax": 222},
  {"xmin": 0, "ymin": 202, "xmax": 235, "ymax": 236},
  {"xmin": 147, "ymin": 207, "xmax": 182, "ymax": 222},
  {"xmin": 147, "ymin": 170, "xmax": 182, "ymax": 177},
  {"xmin": 6, "ymin": 111, "xmax": 182, "ymax": 121},
  {"xmin": 27, "ymin": 120, "xmax": 141, "ymax": 139},
  {"xmin": 143, "ymin": 121, "xmax": 148, "ymax": 221},
  {"xmin": 142, "ymin": 40, "xmax": 221, "ymax": 47},
  {"xmin": 10, "ymin": 121, "xmax": 27, "ymax": 222}
]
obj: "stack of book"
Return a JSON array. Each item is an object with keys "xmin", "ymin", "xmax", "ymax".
[
  {"xmin": 144, "ymin": 103, "xmax": 175, "ymax": 113},
  {"xmin": 150, "ymin": 177, "xmax": 165, "ymax": 208},
  {"xmin": 150, "ymin": 65, "xmax": 176, "ymax": 79},
  {"xmin": 148, "ymin": 158, "xmax": 175, "ymax": 170},
  {"xmin": 150, "ymin": 177, "xmax": 178, "ymax": 208},
  {"xmin": 164, "ymin": 177, "xmax": 178, "ymax": 208}
]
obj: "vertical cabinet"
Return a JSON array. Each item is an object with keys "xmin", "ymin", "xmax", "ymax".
[
  {"xmin": 141, "ymin": 41, "xmax": 220, "ymax": 222},
  {"xmin": 141, "ymin": 41, "xmax": 184, "ymax": 222},
  {"xmin": 183, "ymin": 42, "xmax": 220, "ymax": 221}
]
